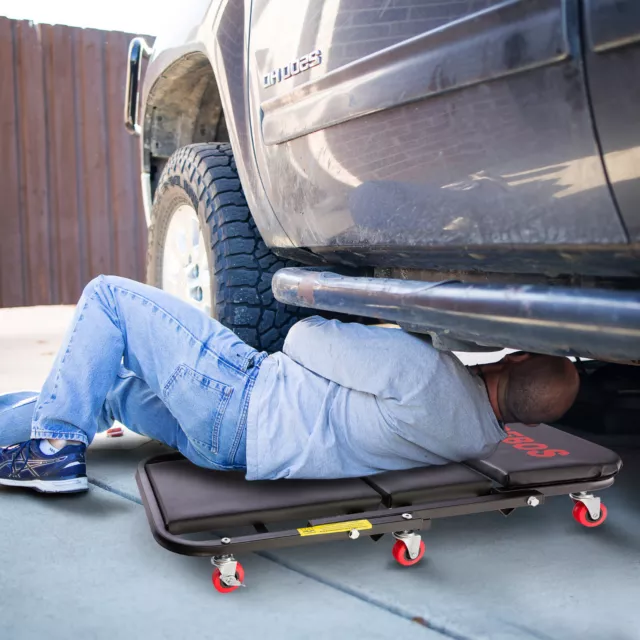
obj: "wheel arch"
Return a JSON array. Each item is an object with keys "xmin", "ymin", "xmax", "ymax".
[
  {"xmin": 138, "ymin": 0, "xmax": 305, "ymax": 254},
  {"xmin": 142, "ymin": 53, "xmax": 229, "ymax": 198}
]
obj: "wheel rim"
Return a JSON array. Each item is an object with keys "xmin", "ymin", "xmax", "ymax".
[{"xmin": 161, "ymin": 204, "xmax": 212, "ymax": 316}]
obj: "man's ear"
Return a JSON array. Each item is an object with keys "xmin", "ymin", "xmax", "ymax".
[{"xmin": 501, "ymin": 352, "xmax": 532, "ymax": 364}]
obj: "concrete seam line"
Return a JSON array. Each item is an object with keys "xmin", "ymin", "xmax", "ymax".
[
  {"xmin": 88, "ymin": 477, "xmax": 143, "ymax": 505},
  {"xmin": 258, "ymin": 550, "xmax": 472, "ymax": 640}
]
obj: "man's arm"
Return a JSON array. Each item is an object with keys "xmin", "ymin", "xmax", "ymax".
[{"xmin": 282, "ymin": 316, "xmax": 432, "ymax": 399}]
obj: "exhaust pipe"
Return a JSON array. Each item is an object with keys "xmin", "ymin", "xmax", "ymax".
[{"xmin": 272, "ymin": 268, "xmax": 640, "ymax": 362}]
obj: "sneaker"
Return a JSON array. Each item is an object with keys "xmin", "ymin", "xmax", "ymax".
[{"xmin": 0, "ymin": 440, "xmax": 88, "ymax": 493}]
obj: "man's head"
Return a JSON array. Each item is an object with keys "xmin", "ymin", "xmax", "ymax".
[{"xmin": 478, "ymin": 353, "xmax": 580, "ymax": 425}]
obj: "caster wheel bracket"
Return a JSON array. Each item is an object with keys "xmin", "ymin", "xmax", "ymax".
[
  {"xmin": 212, "ymin": 554, "xmax": 245, "ymax": 588},
  {"xmin": 393, "ymin": 531, "xmax": 422, "ymax": 560},
  {"xmin": 570, "ymin": 492, "xmax": 601, "ymax": 521}
]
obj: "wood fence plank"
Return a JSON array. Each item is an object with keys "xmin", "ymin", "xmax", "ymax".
[
  {"xmin": 78, "ymin": 28, "xmax": 113, "ymax": 281},
  {"xmin": 43, "ymin": 24, "xmax": 83, "ymax": 304},
  {"xmin": 15, "ymin": 20, "xmax": 52, "ymax": 305},
  {"xmin": 0, "ymin": 18, "xmax": 26, "ymax": 307}
]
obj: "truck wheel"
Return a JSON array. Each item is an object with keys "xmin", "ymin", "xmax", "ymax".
[{"xmin": 147, "ymin": 143, "xmax": 300, "ymax": 352}]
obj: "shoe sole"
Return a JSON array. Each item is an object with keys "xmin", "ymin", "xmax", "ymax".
[{"xmin": 0, "ymin": 476, "xmax": 88, "ymax": 493}]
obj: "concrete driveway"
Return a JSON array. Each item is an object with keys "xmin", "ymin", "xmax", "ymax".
[{"xmin": 1, "ymin": 305, "xmax": 638, "ymax": 639}]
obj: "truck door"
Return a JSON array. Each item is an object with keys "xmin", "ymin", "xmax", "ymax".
[
  {"xmin": 583, "ymin": 0, "xmax": 640, "ymax": 241},
  {"xmin": 247, "ymin": 0, "xmax": 627, "ymax": 262}
]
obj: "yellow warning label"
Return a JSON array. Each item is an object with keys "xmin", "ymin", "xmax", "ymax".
[{"xmin": 297, "ymin": 519, "xmax": 372, "ymax": 537}]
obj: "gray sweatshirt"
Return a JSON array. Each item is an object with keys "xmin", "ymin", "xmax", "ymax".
[{"xmin": 246, "ymin": 317, "xmax": 505, "ymax": 480}]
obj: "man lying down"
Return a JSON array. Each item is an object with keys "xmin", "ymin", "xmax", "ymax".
[{"xmin": 0, "ymin": 276, "xmax": 579, "ymax": 492}]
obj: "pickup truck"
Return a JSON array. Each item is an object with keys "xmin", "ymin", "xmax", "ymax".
[{"xmin": 124, "ymin": 0, "xmax": 640, "ymax": 370}]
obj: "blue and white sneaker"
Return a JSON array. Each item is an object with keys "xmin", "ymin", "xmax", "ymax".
[{"xmin": 0, "ymin": 440, "xmax": 88, "ymax": 493}]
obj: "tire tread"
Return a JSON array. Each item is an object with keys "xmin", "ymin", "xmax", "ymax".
[{"xmin": 149, "ymin": 143, "xmax": 302, "ymax": 352}]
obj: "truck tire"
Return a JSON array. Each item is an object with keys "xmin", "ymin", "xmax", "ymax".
[{"xmin": 147, "ymin": 143, "xmax": 301, "ymax": 352}]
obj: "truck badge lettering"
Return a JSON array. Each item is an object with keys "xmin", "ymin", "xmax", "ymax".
[{"xmin": 263, "ymin": 49, "xmax": 322, "ymax": 88}]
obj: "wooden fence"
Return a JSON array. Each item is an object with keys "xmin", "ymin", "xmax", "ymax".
[{"xmin": 0, "ymin": 17, "xmax": 151, "ymax": 308}]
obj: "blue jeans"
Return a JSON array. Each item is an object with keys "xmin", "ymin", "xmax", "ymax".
[{"xmin": 0, "ymin": 276, "xmax": 266, "ymax": 471}]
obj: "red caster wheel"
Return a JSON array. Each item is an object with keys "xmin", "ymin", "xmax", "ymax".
[
  {"xmin": 392, "ymin": 539, "xmax": 425, "ymax": 566},
  {"xmin": 212, "ymin": 562, "xmax": 245, "ymax": 593},
  {"xmin": 572, "ymin": 501, "xmax": 608, "ymax": 528}
]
